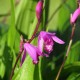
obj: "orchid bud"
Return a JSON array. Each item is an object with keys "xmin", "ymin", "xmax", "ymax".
[
  {"xmin": 36, "ymin": 1, "xmax": 43, "ymax": 21},
  {"xmin": 70, "ymin": 8, "xmax": 80, "ymax": 24}
]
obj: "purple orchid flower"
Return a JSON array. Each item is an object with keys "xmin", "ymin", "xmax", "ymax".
[
  {"xmin": 38, "ymin": 31, "xmax": 65, "ymax": 56},
  {"xmin": 20, "ymin": 43, "xmax": 43, "ymax": 66},
  {"xmin": 36, "ymin": 1, "xmax": 43, "ymax": 21},
  {"xmin": 70, "ymin": 7, "xmax": 80, "ymax": 24}
]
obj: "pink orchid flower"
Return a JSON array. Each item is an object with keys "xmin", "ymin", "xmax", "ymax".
[
  {"xmin": 20, "ymin": 43, "xmax": 42, "ymax": 66},
  {"xmin": 70, "ymin": 7, "xmax": 80, "ymax": 24},
  {"xmin": 36, "ymin": 1, "xmax": 43, "ymax": 21},
  {"xmin": 38, "ymin": 31, "xmax": 65, "ymax": 56}
]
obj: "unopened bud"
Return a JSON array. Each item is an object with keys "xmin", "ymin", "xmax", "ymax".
[
  {"xmin": 36, "ymin": 1, "xmax": 43, "ymax": 21},
  {"xmin": 70, "ymin": 8, "xmax": 80, "ymax": 24}
]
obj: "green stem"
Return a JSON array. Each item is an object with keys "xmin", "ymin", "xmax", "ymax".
[{"xmin": 55, "ymin": 24, "xmax": 75, "ymax": 80}]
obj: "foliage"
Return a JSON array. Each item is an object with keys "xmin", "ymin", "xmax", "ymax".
[{"xmin": 0, "ymin": 0, "xmax": 80, "ymax": 80}]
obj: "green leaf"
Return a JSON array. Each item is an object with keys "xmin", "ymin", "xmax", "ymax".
[
  {"xmin": 0, "ymin": 61, "xmax": 5, "ymax": 78},
  {"xmin": 0, "ymin": 0, "xmax": 10, "ymax": 14},
  {"xmin": 16, "ymin": 0, "xmax": 37, "ymax": 36},
  {"xmin": 57, "ymin": 0, "xmax": 76, "ymax": 32},
  {"xmin": 12, "ymin": 56, "xmax": 35, "ymax": 80},
  {"xmin": 65, "ymin": 41, "xmax": 80, "ymax": 65},
  {"xmin": 60, "ymin": 62, "xmax": 80, "ymax": 79},
  {"xmin": 8, "ymin": 0, "xmax": 16, "ymax": 48},
  {"xmin": 0, "ymin": 35, "xmax": 6, "ymax": 78},
  {"xmin": 46, "ymin": 0, "xmax": 61, "ymax": 31},
  {"xmin": 46, "ymin": 0, "xmax": 76, "ymax": 32},
  {"xmin": 67, "ymin": 73, "xmax": 80, "ymax": 80}
]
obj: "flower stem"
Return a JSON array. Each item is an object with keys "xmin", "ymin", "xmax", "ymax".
[
  {"xmin": 55, "ymin": 24, "xmax": 75, "ymax": 80},
  {"xmin": 9, "ymin": 51, "xmax": 23, "ymax": 80},
  {"xmin": 28, "ymin": 20, "xmax": 41, "ymax": 43},
  {"xmin": 9, "ymin": 20, "xmax": 41, "ymax": 80},
  {"xmin": 10, "ymin": 15, "xmax": 42, "ymax": 80}
]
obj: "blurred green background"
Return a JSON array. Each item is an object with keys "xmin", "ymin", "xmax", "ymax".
[{"xmin": 0, "ymin": 0, "xmax": 80, "ymax": 80}]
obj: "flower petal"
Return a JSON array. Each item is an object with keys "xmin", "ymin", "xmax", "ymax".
[
  {"xmin": 46, "ymin": 32, "xmax": 56, "ymax": 36},
  {"xmin": 38, "ymin": 35, "xmax": 44, "ymax": 53},
  {"xmin": 24, "ymin": 43, "xmax": 38, "ymax": 63},
  {"xmin": 52, "ymin": 36, "xmax": 65, "ymax": 44},
  {"xmin": 40, "ymin": 31, "xmax": 56, "ymax": 37},
  {"xmin": 20, "ymin": 49, "xmax": 26, "ymax": 66}
]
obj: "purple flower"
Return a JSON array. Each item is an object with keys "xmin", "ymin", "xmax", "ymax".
[
  {"xmin": 70, "ymin": 7, "xmax": 80, "ymax": 24},
  {"xmin": 38, "ymin": 31, "xmax": 65, "ymax": 56},
  {"xmin": 20, "ymin": 43, "xmax": 42, "ymax": 66},
  {"xmin": 36, "ymin": 1, "xmax": 43, "ymax": 21}
]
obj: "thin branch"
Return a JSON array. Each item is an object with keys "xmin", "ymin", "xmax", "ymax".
[
  {"xmin": 9, "ymin": 20, "xmax": 41, "ymax": 80},
  {"xmin": 9, "ymin": 1, "xmax": 43, "ymax": 79},
  {"xmin": 9, "ymin": 51, "xmax": 23, "ymax": 80},
  {"xmin": 28, "ymin": 20, "xmax": 41, "ymax": 43},
  {"xmin": 55, "ymin": 57, "xmax": 67, "ymax": 80},
  {"xmin": 55, "ymin": 24, "xmax": 75, "ymax": 80},
  {"xmin": 10, "ymin": 0, "xmax": 68, "ymax": 79}
]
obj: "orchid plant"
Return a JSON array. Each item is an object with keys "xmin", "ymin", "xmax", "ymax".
[
  {"xmin": 9, "ymin": 0, "xmax": 80, "ymax": 80},
  {"xmin": 10, "ymin": 0, "xmax": 65, "ymax": 79},
  {"xmin": 1, "ymin": 0, "xmax": 80, "ymax": 80},
  {"xmin": 19, "ymin": 0, "xmax": 65, "ymax": 66}
]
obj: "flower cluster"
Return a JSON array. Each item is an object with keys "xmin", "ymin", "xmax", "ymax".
[
  {"xmin": 20, "ymin": 1, "xmax": 65, "ymax": 66},
  {"xmin": 20, "ymin": 31, "xmax": 65, "ymax": 66}
]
